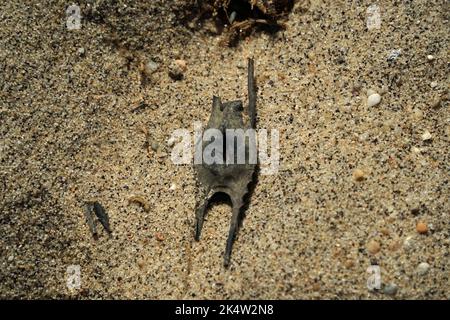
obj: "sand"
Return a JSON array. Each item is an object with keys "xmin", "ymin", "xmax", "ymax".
[{"xmin": 0, "ymin": 0, "xmax": 448, "ymax": 299}]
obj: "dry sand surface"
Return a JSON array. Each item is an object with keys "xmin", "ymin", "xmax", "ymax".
[{"xmin": 0, "ymin": 0, "xmax": 449, "ymax": 299}]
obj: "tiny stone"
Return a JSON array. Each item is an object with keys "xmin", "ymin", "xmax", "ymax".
[
  {"xmin": 416, "ymin": 221, "xmax": 428, "ymax": 234},
  {"xmin": 7, "ymin": 255, "xmax": 14, "ymax": 262},
  {"xmin": 403, "ymin": 235, "xmax": 415, "ymax": 250},
  {"xmin": 430, "ymin": 81, "xmax": 438, "ymax": 88},
  {"xmin": 367, "ymin": 240, "xmax": 381, "ymax": 254},
  {"xmin": 169, "ymin": 59, "xmax": 187, "ymax": 80},
  {"xmin": 169, "ymin": 183, "xmax": 177, "ymax": 190},
  {"xmin": 387, "ymin": 49, "xmax": 401, "ymax": 61},
  {"xmin": 77, "ymin": 47, "xmax": 85, "ymax": 56},
  {"xmin": 312, "ymin": 282, "xmax": 321, "ymax": 292},
  {"xmin": 155, "ymin": 232, "xmax": 165, "ymax": 241},
  {"xmin": 167, "ymin": 136, "xmax": 176, "ymax": 147},
  {"xmin": 412, "ymin": 108, "xmax": 423, "ymax": 120},
  {"xmin": 421, "ymin": 130, "xmax": 432, "ymax": 141},
  {"xmin": 367, "ymin": 93, "xmax": 381, "ymax": 107},
  {"xmin": 307, "ymin": 51, "xmax": 316, "ymax": 60},
  {"xmin": 146, "ymin": 59, "xmax": 159, "ymax": 73},
  {"xmin": 416, "ymin": 262, "xmax": 430, "ymax": 275},
  {"xmin": 353, "ymin": 169, "xmax": 366, "ymax": 181},
  {"xmin": 187, "ymin": 21, "xmax": 195, "ymax": 29},
  {"xmin": 427, "ymin": 55, "xmax": 434, "ymax": 61},
  {"xmin": 359, "ymin": 132, "xmax": 369, "ymax": 142},
  {"xmin": 383, "ymin": 283, "xmax": 398, "ymax": 296},
  {"xmin": 237, "ymin": 60, "xmax": 246, "ymax": 70},
  {"xmin": 137, "ymin": 259, "xmax": 145, "ymax": 269},
  {"xmin": 151, "ymin": 141, "xmax": 159, "ymax": 151},
  {"xmin": 344, "ymin": 259, "xmax": 354, "ymax": 269},
  {"xmin": 228, "ymin": 11, "xmax": 237, "ymax": 24}
]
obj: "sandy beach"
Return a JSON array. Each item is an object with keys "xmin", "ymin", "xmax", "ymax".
[{"xmin": 0, "ymin": 0, "xmax": 448, "ymax": 299}]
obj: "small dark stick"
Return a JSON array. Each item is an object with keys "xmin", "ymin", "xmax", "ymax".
[
  {"xmin": 84, "ymin": 203, "xmax": 98, "ymax": 240},
  {"xmin": 248, "ymin": 58, "xmax": 256, "ymax": 129},
  {"xmin": 92, "ymin": 201, "xmax": 112, "ymax": 234}
]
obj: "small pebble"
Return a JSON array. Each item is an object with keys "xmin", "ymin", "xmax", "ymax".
[
  {"xmin": 353, "ymin": 169, "xmax": 366, "ymax": 181},
  {"xmin": 430, "ymin": 81, "xmax": 438, "ymax": 88},
  {"xmin": 169, "ymin": 183, "xmax": 177, "ymax": 191},
  {"xmin": 228, "ymin": 11, "xmax": 237, "ymax": 24},
  {"xmin": 359, "ymin": 132, "xmax": 369, "ymax": 142},
  {"xmin": 411, "ymin": 108, "xmax": 423, "ymax": 121},
  {"xmin": 7, "ymin": 255, "xmax": 14, "ymax": 262},
  {"xmin": 403, "ymin": 235, "xmax": 415, "ymax": 251},
  {"xmin": 367, "ymin": 93, "xmax": 381, "ymax": 107},
  {"xmin": 307, "ymin": 51, "xmax": 316, "ymax": 60},
  {"xmin": 416, "ymin": 262, "xmax": 430, "ymax": 275},
  {"xmin": 387, "ymin": 49, "xmax": 401, "ymax": 61},
  {"xmin": 312, "ymin": 282, "xmax": 321, "ymax": 292},
  {"xmin": 421, "ymin": 130, "xmax": 432, "ymax": 141},
  {"xmin": 344, "ymin": 259, "xmax": 354, "ymax": 269},
  {"xmin": 367, "ymin": 240, "xmax": 381, "ymax": 254},
  {"xmin": 77, "ymin": 47, "xmax": 85, "ymax": 56},
  {"xmin": 427, "ymin": 55, "xmax": 434, "ymax": 61},
  {"xmin": 167, "ymin": 136, "xmax": 176, "ymax": 148},
  {"xmin": 383, "ymin": 283, "xmax": 398, "ymax": 296},
  {"xmin": 146, "ymin": 59, "xmax": 159, "ymax": 73},
  {"xmin": 155, "ymin": 232, "xmax": 165, "ymax": 241},
  {"xmin": 151, "ymin": 141, "xmax": 159, "ymax": 151},
  {"xmin": 137, "ymin": 259, "xmax": 145, "ymax": 269},
  {"xmin": 169, "ymin": 59, "xmax": 187, "ymax": 80},
  {"xmin": 416, "ymin": 221, "xmax": 428, "ymax": 234}
]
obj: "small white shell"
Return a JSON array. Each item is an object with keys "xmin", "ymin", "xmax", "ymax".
[
  {"xmin": 367, "ymin": 93, "xmax": 381, "ymax": 107},
  {"xmin": 416, "ymin": 262, "xmax": 430, "ymax": 275}
]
